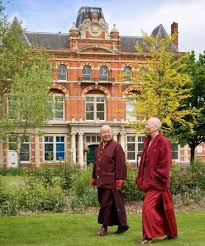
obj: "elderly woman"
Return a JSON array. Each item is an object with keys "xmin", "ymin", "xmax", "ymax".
[
  {"xmin": 136, "ymin": 117, "xmax": 178, "ymax": 244},
  {"xmin": 90, "ymin": 125, "xmax": 129, "ymax": 236}
]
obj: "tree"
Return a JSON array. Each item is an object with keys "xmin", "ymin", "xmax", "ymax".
[
  {"xmin": 170, "ymin": 51, "xmax": 205, "ymax": 162},
  {"xmin": 129, "ymin": 32, "xmax": 194, "ymax": 134},
  {"xmin": 0, "ymin": 1, "xmax": 53, "ymax": 163}
]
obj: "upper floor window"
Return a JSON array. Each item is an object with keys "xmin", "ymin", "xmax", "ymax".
[
  {"xmin": 49, "ymin": 94, "xmax": 64, "ymax": 120},
  {"xmin": 7, "ymin": 96, "xmax": 26, "ymax": 120},
  {"xmin": 123, "ymin": 66, "xmax": 132, "ymax": 81},
  {"xmin": 126, "ymin": 101, "xmax": 136, "ymax": 121},
  {"xmin": 100, "ymin": 66, "xmax": 108, "ymax": 81},
  {"xmin": 82, "ymin": 65, "xmax": 92, "ymax": 80},
  {"xmin": 86, "ymin": 95, "xmax": 105, "ymax": 121},
  {"xmin": 58, "ymin": 64, "xmax": 67, "ymax": 81}
]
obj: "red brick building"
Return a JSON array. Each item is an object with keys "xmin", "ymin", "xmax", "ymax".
[{"xmin": 0, "ymin": 7, "xmax": 204, "ymax": 168}]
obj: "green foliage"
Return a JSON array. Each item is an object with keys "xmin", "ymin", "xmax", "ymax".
[
  {"xmin": 123, "ymin": 168, "xmax": 144, "ymax": 202},
  {"xmin": 129, "ymin": 32, "xmax": 193, "ymax": 133},
  {"xmin": 17, "ymin": 180, "xmax": 65, "ymax": 212},
  {"xmin": 68, "ymin": 166, "xmax": 98, "ymax": 211},
  {"xmin": 170, "ymin": 51, "xmax": 205, "ymax": 162}
]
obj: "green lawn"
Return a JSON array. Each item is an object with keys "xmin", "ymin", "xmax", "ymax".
[{"xmin": 0, "ymin": 211, "xmax": 205, "ymax": 246}]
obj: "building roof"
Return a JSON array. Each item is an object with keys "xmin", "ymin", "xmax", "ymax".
[
  {"xmin": 75, "ymin": 6, "xmax": 105, "ymax": 28},
  {"xmin": 12, "ymin": 15, "xmax": 177, "ymax": 52},
  {"xmin": 24, "ymin": 32, "xmax": 69, "ymax": 49}
]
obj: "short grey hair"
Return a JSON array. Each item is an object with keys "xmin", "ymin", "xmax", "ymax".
[
  {"xmin": 146, "ymin": 117, "xmax": 162, "ymax": 130},
  {"xmin": 100, "ymin": 125, "xmax": 113, "ymax": 134}
]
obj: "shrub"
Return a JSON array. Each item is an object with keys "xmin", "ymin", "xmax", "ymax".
[{"xmin": 123, "ymin": 168, "xmax": 144, "ymax": 202}]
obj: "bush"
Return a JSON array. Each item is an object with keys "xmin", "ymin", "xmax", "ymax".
[
  {"xmin": 123, "ymin": 168, "xmax": 144, "ymax": 202},
  {"xmin": 17, "ymin": 180, "xmax": 65, "ymax": 212}
]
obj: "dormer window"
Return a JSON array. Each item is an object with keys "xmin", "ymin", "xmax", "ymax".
[{"xmin": 58, "ymin": 64, "xmax": 67, "ymax": 81}]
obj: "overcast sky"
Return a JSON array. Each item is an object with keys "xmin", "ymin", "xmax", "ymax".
[{"xmin": 4, "ymin": 0, "xmax": 205, "ymax": 56}]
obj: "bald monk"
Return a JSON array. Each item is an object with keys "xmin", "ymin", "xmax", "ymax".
[
  {"xmin": 90, "ymin": 125, "xmax": 129, "ymax": 236},
  {"xmin": 136, "ymin": 117, "xmax": 177, "ymax": 244}
]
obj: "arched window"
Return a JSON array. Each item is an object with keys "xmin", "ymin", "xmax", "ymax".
[
  {"xmin": 82, "ymin": 65, "xmax": 92, "ymax": 80},
  {"xmin": 85, "ymin": 94, "xmax": 106, "ymax": 121},
  {"xmin": 100, "ymin": 66, "xmax": 108, "ymax": 81},
  {"xmin": 123, "ymin": 66, "xmax": 132, "ymax": 81},
  {"xmin": 49, "ymin": 93, "xmax": 65, "ymax": 120},
  {"xmin": 58, "ymin": 64, "xmax": 67, "ymax": 81}
]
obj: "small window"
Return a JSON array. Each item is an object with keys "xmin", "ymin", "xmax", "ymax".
[
  {"xmin": 58, "ymin": 64, "xmax": 67, "ymax": 81},
  {"xmin": 82, "ymin": 65, "xmax": 92, "ymax": 80},
  {"xmin": 123, "ymin": 66, "xmax": 132, "ymax": 81},
  {"xmin": 172, "ymin": 143, "xmax": 179, "ymax": 160},
  {"xmin": 100, "ymin": 66, "xmax": 108, "ymax": 81}
]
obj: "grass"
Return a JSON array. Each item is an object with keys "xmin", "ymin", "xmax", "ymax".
[{"xmin": 0, "ymin": 211, "xmax": 205, "ymax": 246}]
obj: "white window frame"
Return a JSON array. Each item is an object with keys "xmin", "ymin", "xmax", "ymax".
[
  {"xmin": 44, "ymin": 135, "xmax": 66, "ymax": 162},
  {"xmin": 99, "ymin": 66, "xmax": 108, "ymax": 81},
  {"xmin": 82, "ymin": 65, "xmax": 92, "ymax": 80},
  {"xmin": 8, "ymin": 135, "xmax": 31, "ymax": 163},
  {"xmin": 171, "ymin": 142, "xmax": 180, "ymax": 161},
  {"xmin": 123, "ymin": 66, "xmax": 132, "ymax": 82},
  {"xmin": 50, "ymin": 94, "xmax": 65, "ymax": 121},
  {"xmin": 85, "ymin": 95, "xmax": 106, "ymax": 121},
  {"xmin": 57, "ymin": 64, "xmax": 67, "ymax": 81},
  {"xmin": 126, "ymin": 135, "xmax": 144, "ymax": 162}
]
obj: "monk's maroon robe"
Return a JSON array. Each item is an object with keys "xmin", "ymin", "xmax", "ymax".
[
  {"xmin": 92, "ymin": 139, "xmax": 127, "ymax": 227},
  {"xmin": 136, "ymin": 133, "xmax": 177, "ymax": 239}
]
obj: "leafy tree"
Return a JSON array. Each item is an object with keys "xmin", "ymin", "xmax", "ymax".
[
  {"xmin": 170, "ymin": 51, "xmax": 205, "ymax": 162},
  {"xmin": 129, "ymin": 32, "xmax": 194, "ymax": 134},
  {"xmin": 0, "ymin": 1, "xmax": 53, "ymax": 163}
]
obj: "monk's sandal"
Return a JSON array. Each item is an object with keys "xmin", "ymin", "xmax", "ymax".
[{"xmin": 137, "ymin": 238, "xmax": 152, "ymax": 244}]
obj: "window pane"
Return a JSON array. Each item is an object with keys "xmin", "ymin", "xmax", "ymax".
[
  {"xmin": 86, "ymin": 97, "xmax": 94, "ymax": 102},
  {"xmin": 45, "ymin": 152, "xmax": 54, "ymax": 161},
  {"xmin": 127, "ymin": 152, "xmax": 135, "ymax": 160},
  {"xmin": 86, "ymin": 103, "xmax": 94, "ymax": 111},
  {"xmin": 127, "ymin": 143, "xmax": 135, "ymax": 151},
  {"xmin": 45, "ymin": 144, "xmax": 53, "ymax": 152},
  {"xmin": 56, "ymin": 143, "xmax": 64, "ymax": 151},
  {"xmin": 56, "ymin": 152, "xmax": 65, "ymax": 161},
  {"xmin": 58, "ymin": 65, "xmax": 67, "ymax": 80},
  {"xmin": 97, "ymin": 112, "xmax": 104, "ymax": 120},
  {"xmin": 56, "ymin": 136, "xmax": 64, "ymax": 142},
  {"xmin": 86, "ymin": 112, "xmax": 94, "ymax": 120},
  {"xmin": 45, "ymin": 136, "xmax": 53, "ymax": 142},
  {"xmin": 97, "ymin": 103, "xmax": 104, "ymax": 112},
  {"xmin": 20, "ymin": 153, "xmax": 29, "ymax": 161}
]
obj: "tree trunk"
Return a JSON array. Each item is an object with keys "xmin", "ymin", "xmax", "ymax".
[{"xmin": 189, "ymin": 144, "xmax": 196, "ymax": 164}]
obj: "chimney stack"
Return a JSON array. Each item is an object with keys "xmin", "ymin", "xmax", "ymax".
[{"xmin": 171, "ymin": 22, "xmax": 178, "ymax": 50}]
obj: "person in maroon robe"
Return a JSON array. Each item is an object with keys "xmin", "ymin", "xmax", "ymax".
[
  {"xmin": 90, "ymin": 125, "xmax": 129, "ymax": 236},
  {"xmin": 136, "ymin": 117, "xmax": 177, "ymax": 244}
]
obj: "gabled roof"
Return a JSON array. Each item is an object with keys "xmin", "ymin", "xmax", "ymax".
[{"xmin": 151, "ymin": 24, "xmax": 178, "ymax": 52}]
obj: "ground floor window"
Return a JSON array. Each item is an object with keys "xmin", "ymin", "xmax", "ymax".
[
  {"xmin": 171, "ymin": 143, "xmax": 179, "ymax": 160},
  {"xmin": 126, "ymin": 135, "xmax": 144, "ymax": 161},
  {"xmin": 8, "ymin": 135, "xmax": 30, "ymax": 162},
  {"xmin": 44, "ymin": 136, "xmax": 65, "ymax": 161}
]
